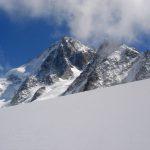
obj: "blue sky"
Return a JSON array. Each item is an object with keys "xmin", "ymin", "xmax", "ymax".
[
  {"xmin": 0, "ymin": 0, "xmax": 150, "ymax": 68},
  {"xmin": 0, "ymin": 10, "xmax": 70, "ymax": 67}
]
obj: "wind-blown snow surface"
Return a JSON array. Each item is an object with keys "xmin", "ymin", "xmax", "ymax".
[{"xmin": 0, "ymin": 79, "xmax": 150, "ymax": 150}]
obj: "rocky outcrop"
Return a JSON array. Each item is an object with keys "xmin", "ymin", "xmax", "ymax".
[
  {"xmin": 63, "ymin": 43, "xmax": 145, "ymax": 95},
  {"xmin": 30, "ymin": 87, "xmax": 46, "ymax": 102}
]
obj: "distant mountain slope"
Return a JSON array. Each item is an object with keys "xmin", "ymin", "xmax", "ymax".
[{"xmin": 64, "ymin": 42, "xmax": 150, "ymax": 95}]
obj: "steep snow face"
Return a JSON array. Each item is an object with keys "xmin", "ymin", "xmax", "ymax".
[
  {"xmin": 64, "ymin": 44, "xmax": 144, "ymax": 95},
  {"xmin": 0, "ymin": 77, "xmax": 22, "ymax": 107},
  {"xmin": 8, "ymin": 37, "xmax": 95, "ymax": 106},
  {"xmin": 6, "ymin": 46, "xmax": 58, "ymax": 81}
]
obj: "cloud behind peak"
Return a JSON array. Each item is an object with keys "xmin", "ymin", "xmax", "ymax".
[{"xmin": 0, "ymin": 0, "xmax": 150, "ymax": 44}]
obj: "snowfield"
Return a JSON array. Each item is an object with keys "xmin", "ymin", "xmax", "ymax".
[{"xmin": 0, "ymin": 79, "xmax": 150, "ymax": 150}]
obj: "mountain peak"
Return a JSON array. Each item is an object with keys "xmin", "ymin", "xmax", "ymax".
[
  {"xmin": 61, "ymin": 36, "xmax": 72, "ymax": 41},
  {"xmin": 63, "ymin": 42, "xmax": 144, "ymax": 95},
  {"xmin": 4, "ymin": 37, "xmax": 95, "ymax": 106}
]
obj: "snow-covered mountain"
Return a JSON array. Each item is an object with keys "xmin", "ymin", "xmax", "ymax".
[
  {"xmin": 0, "ymin": 37, "xmax": 150, "ymax": 108},
  {"xmin": 64, "ymin": 41, "xmax": 150, "ymax": 95},
  {"xmin": 0, "ymin": 37, "xmax": 95, "ymax": 107}
]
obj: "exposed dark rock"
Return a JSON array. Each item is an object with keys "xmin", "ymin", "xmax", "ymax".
[
  {"xmin": 10, "ymin": 76, "xmax": 38, "ymax": 106},
  {"xmin": 30, "ymin": 87, "xmax": 46, "ymax": 102}
]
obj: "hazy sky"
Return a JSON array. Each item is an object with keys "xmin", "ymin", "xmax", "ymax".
[{"xmin": 0, "ymin": 0, "xmax": 150, "ymax": 67}]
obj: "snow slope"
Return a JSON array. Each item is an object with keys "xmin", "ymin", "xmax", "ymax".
[
  {"xmin": 37, "ymin": 67, "xmax": 81, "ymax": 101},
  {"xmin": 0, "ymin": 79, "xmax": 150, "ymax": 150}
]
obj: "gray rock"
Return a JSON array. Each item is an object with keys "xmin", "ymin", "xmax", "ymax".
[{"xmin": 30, "ymin": 87, "xmax": 46, "ymax": 102}]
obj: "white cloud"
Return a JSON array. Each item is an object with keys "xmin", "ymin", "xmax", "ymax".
[{"xmin": 0, "ymin": 0, "xmax": 150, "ymax": 44}]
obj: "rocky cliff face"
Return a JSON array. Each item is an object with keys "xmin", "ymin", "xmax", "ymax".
[
  {"xmin": 63, "ymin": 43, "xmax": 149, "ymax": 95},
  {"xmin": 136, "ymin": 51, "xmax": 150, "ymax": 80}
]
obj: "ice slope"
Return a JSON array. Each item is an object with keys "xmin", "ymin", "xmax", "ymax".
[{"xmin": 0, "ymin": 79, "xmax": 150, "ymax": 150}]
